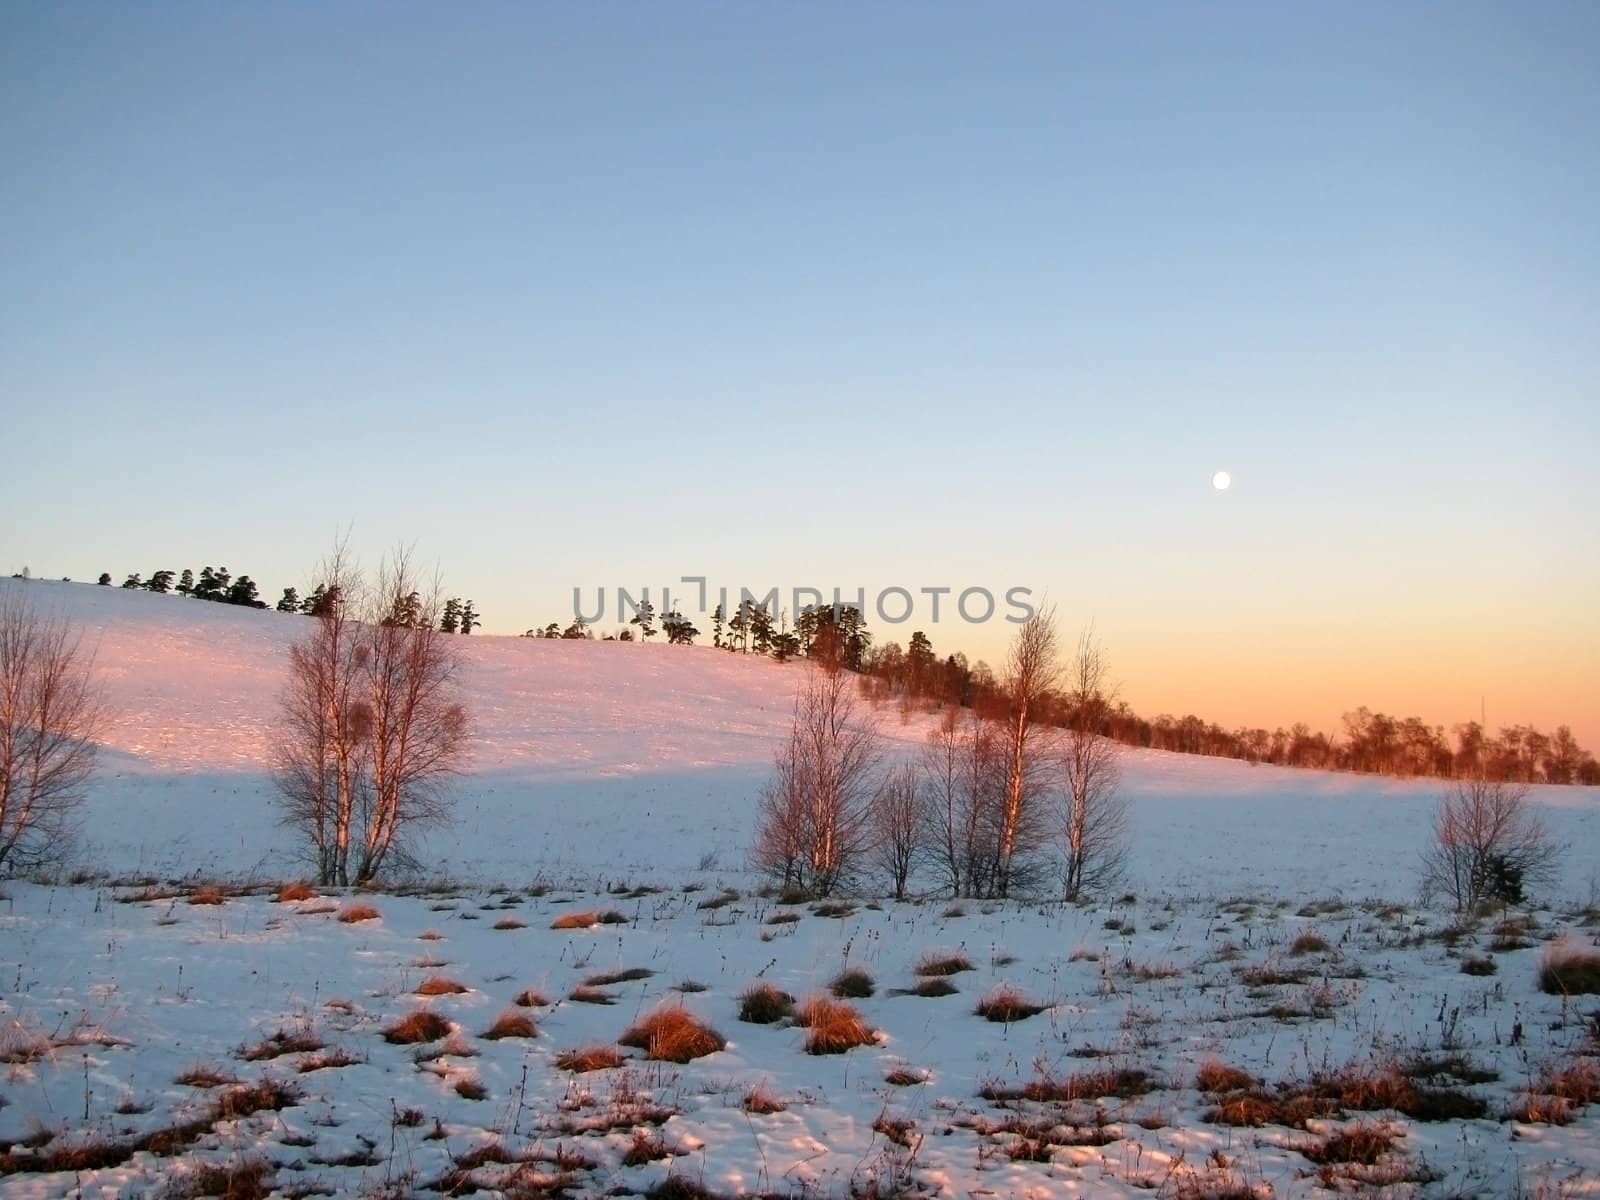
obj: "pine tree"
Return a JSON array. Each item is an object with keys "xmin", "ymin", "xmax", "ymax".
[
  {"xmin": 630, "ymin": 599, "xmax": 656, "ymax": 641},
  {"xmin": 385, "ymin": 591, "xmax": 423, "ymax": 628},
  {"xmin": 121, "ymin": 573, "xmax": 142, "ymax": 589},
  {"xmin": 771, "ymin": 631, "xmax": 800, "ymax": 662},
  {"xmin": 541, "ymin": 622, "xmax": 561, "ymax": 639},
  {"xmin": 226, "ymin": 575, "xmax": 265, "ymax": 608},
  {"xmin": 146, "ymin": 569, "xmax": 176, "ymax": 594},
  {"xmin": 176, "ymin": 569, "xmax": 194, "ymax": 596},
  {"xmin": 440, "ymin": 598, "xmax": 461, "ymax": 634},
  {"xmin": 750, "ymin": 604, "xmax": 775, "ymax": 655},
  {"xmin": 277, "ymin": 587, "xmax": 301, "ymax": 613},
  {"xmin": 562, "ymin": 618, "xmax": 588, "ymax": 639},
  {"xmin": 303, "ymin": 584, "xmax": 340, "ymax": 618},
  {"xmin": 711, "ymin": 603, "xmax": 724, "ymax": 649},
  {"xmin": 726, "ymin": 601, "xmax": 748, "ymax": 652},
  {"xmin": 459, "ymin": 600, "xmax": 479, "ymax": 634},
  {"xmin": 193, "ymin": 567, "xmax": 223, "ymax": 601},
  {"xmin": 662, "ymin": 610, "xmax": 700, "ymax": 645},
  {"xmin": 97, "ymin": 573, "xmax": 112, "ymax": 586},
  {"xmin": 618, "ymin": 628, "xmax": 634, "ymax": 642},
  {"xmin": 907, "ymin": 630, "xmax": 936, "ymax": 695}
]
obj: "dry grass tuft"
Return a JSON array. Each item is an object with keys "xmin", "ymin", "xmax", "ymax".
[
  {"xmin": 885, "ymin": 1066, "xmax": 927, "ymax": 1086},
  {"xmin": 296, "ymin": 1047, "xmax": 360, "ymax": 1073},
  {"xmin": 337, "ymin": 902, "xmax": 381, "ymax": 924},
  {"xmin": 829, "ymin": 967, "xmax": 875, "ymax": 998},
  {"xmin": 551, "ymin": 909, "xmax": 600, "ymax": 929},
  {"xmin": 1290, "ymin": 930, "xmax": 1330, "ymax": 955},
  {"xmin": 175, "ymin": 1063, "xmax": 240, "ymax": 1088},
  {"xmin": 916, "ymin": 951, "xmax": 974, "ymax": 977},
  {"xmin": 975, "ymin": 985, "xmax": 1045, "ymax": 1023},
  {"xmin": 454, "ymin": 1075, "xmax": 488, "ymax": 1101},
  {"xmin": 381, "ymin": 1011, "xmax": 452, "ymax": 1045},
  {"xmin": 162, "ymin": 1154, "xmax": 275, "ymax": 1199},
  {"xmin": 738, "ymin": 982, "xmax": 795, "ymax": 1024},
  {"xmin": 619, "ymin": 1005, "xmax": 726, "ymax": 1063},
  {"xmin": 239, "ymin": 1025, "xmax": 324, "ymax": 1061},
  {"xmin": 187, "ymin": 885, "xmax": 227, "ymax": 906},
  {"xmin": 982, "ymin": 1066, "xmax": 1152, "ymax": 1103},
  {"xmin": 795, "ymin": 995, "xmax": 876, "ymax": 1055},
  {"xmin": 1195, "ymin": 1061, "xmax": 1258, "ymax": 1094},
  {"xmin": 481, "ymin": 1010, "xmax": 538, "ymax": 1040},
  {"xmin": 554, "ymin": 1045, "xmax": 624, "ymax": 1073},
  {"xmin": 1540, "ymin": 943, "xmax": 1600, "ymax": 995},
  {"xmin": 492, "ymin": 916, "xmax": 526, "ymax": 930},
  {"xmin": 513, "ymin": 988, "xmax": 548, "ymax": 1008},
  {"xmin": 622, "ymin": 1130, "xmax": 673, "ymax": 1166},
  {"xmin": 416, "ymin": 975, "xmax": 469, "ymax": 996},
  {"xmin": 274, "ymin": 882, "xmax": 317, "ymax": 903},
  {"xmin": 906, "ymin": 977, "xmax": 958, "ymax": 997},
  {"xmin": 568, "ymin": 985, "xmax": 616, "ymax": 1005},
  {"xmin": 1300, "ymin": 1124, "xmax": 1397, "ymax": 1165},
  {"xmin": 583, "ymin": 966, "xmax": 655, "ymax": 987},
  {"xmin": 743, "ymin": 1082, "xmax": 787, "ymax": 1113}
]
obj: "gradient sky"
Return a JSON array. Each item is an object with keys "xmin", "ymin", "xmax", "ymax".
[{"xmin": 3, "ymin": 3, "xmax": 1597, "ymax": 746}]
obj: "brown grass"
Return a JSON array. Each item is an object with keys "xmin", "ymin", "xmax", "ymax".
[
  {"xmin": 513, "ymin": 988, "xmax": 548, "ymax": 1008},
  {"xmin": 187, "ymin": 885, "xmax": 227, "ymax": 906},
  {"xmin": 568, "ymin": 985, "xmax": 616, "ymax": 1005},
  {"xmin": 492, "ymin": 916, "xmax": 526, "ymax": 930},
  {"xmin": 743, "ymin": 1082, "xmax": 787, "ymax": 1113},
  {"xmin": 622, "ymin": 1130, "xmax": 673, "ymax": 1165},
  {"xmin": 239, "ymin": 1026, "xmax": 324, "ymax": 1061},
  {"xmin": 296, "ymin": 1047, "xmax": 360, "ymax": 1073},
  {"xmin": 554, "ymin": 1045, "xmax": 624, "ymax": 1072},
  {"xmin": 175, "ymin": 1063, "xmax": 240, "ymax": 1088},
  {"xmin": 337, "ymin": 902, "xmax": 381, "ymax": 924},
  {"xmin": 975, "ymin": 985, "xmax": 1045, "ymax": 1023},
  {"xmin": 619, "ymin": 1005, "xmax": 727, "ymax": 1063},
  {"xmin": 795, "ymin": 995, "xmax": 876, "ymax": 1055},
  {"xmin": 905, "ymin": 977, "xmax": 958, "ymax": 997},
  {"xmin": 416, "ymin": 975, "xmax": 469, "ymax": 996},
  {"xmin": 551, "ymin": 909, "xmax": 600, "ymax": 929},
  {"xmin": 1290, "ymin": 930, "xmax": 1330, "ymax": 955},
  {"xmin": 1195, "ymin": 1061, "xmax": 1258, "ymax": 1093},
  {"xmin": 162, "ymin": 1155, "xmax": 275, "ymax": 1199},
  {"xmin": 885, "ymin": 1067, "xmax": 927, "ymax": 1086},
  {"xmin": 738, "ymin": 982, "xmax": 795, "ymax": 1024},
  {"xmin": 382, "ymin": 1011, "xmax": 452, "ymax": 1045},
  {"xmin": 1300, "ymin": 1124, "xmax": 1397, "ymax": 1165},
  {"xmin": 916, "ymin": 951, "xmax": 974, "ymax": 976},
  {"xmin": 982, "ymin": 1067, "xmax": 1152, "ymax": 1103},
  {"xmin": 583, "ymin": 966, "xmax": 655, "ymax": 987},
  {"xmin": 829, "ymin": 967, "xmax": 875, "ymax": 998},
  {"xmin": 274, "ymin": 882, "xmax": 317, "ymax": 903},
  {"xmin": 1539, "ymin": 943, "xmax": 1600, "ymax": 995},
  {"xmin": 481, "ymin": 1010, "xmax": 538, "ymax": 1040}
]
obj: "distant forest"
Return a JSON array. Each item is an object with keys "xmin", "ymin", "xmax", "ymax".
[{"xmin": 75, "ymin": 566, "xmax": 1600, "ymax": 787}]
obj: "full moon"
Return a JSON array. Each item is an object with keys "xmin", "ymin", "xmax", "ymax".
[{"xmin": 1212, "ymin": 470, "xmax": 1231, "ymax": 491}]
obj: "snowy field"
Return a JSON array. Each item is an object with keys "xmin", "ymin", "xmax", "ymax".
[{"xmin": 0, "ymin": 578, "xmax": 1597, "ymax": 1198}]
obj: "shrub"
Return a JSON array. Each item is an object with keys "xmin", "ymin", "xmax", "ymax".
[
  {"xmin": 975, "ymin": 986, "xmax": 1045, "ymax": 1023},
  {"xmin": 337, "ymin": 902, "xmax": 380, "ymax": 924},
  {"xmin": 794, "ymin": 996, "xmax": 875, "ymax": 1055},
  {"xmin": 916, "ymin": 952, "xmax": 974, "ymax": 977},
  {"xmin": 738, "ymin": 983, "xmax": 795, "ymax": 1024},
  {"xmin": 481, "ymin": 1010, "xmax": 537, "ymax": 1040},
  {"xmin": 415, "ymin": 975, "xmax": 469, "ymax": 996},
  {"xmin": 382, "ymin": 1012, "xmax": 452, "ymax": 1045},
  {"xmin": 829, "ymin": 967, "xmax": 875, "ymax": 998},
  {"xmin": 554, "ymin": 1045, "xmax": 624, "ymax": 1072},
  {"xmin": 619, "ymin": 1006, "xmax": 726, "ymax": 1063},
  {"xmin": 1539, "ymin": 943, "xmax": 1600, "ymax": 995}
]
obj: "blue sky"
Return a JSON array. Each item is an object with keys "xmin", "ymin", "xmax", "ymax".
[{"xmin": 2, "ymin": 3, "xmax": 1596, "ymax": 742}]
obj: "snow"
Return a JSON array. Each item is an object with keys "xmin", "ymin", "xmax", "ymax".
[{"xmin": 1, "ymin": 577, "xmax": 1597, "ymax": 1198}]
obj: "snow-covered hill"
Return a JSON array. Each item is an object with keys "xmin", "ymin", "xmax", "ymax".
[{"xmin": 7, "ymin": 578, "xmax": 1597, "ymax": 900}]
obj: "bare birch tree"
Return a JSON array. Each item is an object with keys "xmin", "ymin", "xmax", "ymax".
[
  {"xmin": 0, "ymin": 592, "xmax": 102, "ymax": 872},
  {"xmin": 871, "ymin": 760, "xmax": 924, "ymax": 900},
  {"xmin": 1059, "ymin": 626, "xmax": 1128, "ymax": 901},
  {"xmin": 1420, "ymin": 778, "xmax": 1562, "ymax": 912},
  {"xmin": 273, "ymin": 546, "xmax": 468, "ymax": 886},
  {"xmin": 993, "ymin": 607, "xmax": 1060, "ymax": 897},
  {"xmin": 751, "ymin": 659, "xmax": 881, "ymax": 897}
]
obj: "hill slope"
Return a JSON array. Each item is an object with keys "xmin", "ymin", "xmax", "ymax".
[{"xmin": 7, "ymin": 578, "xmax": 1597, "ymax": 898}]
